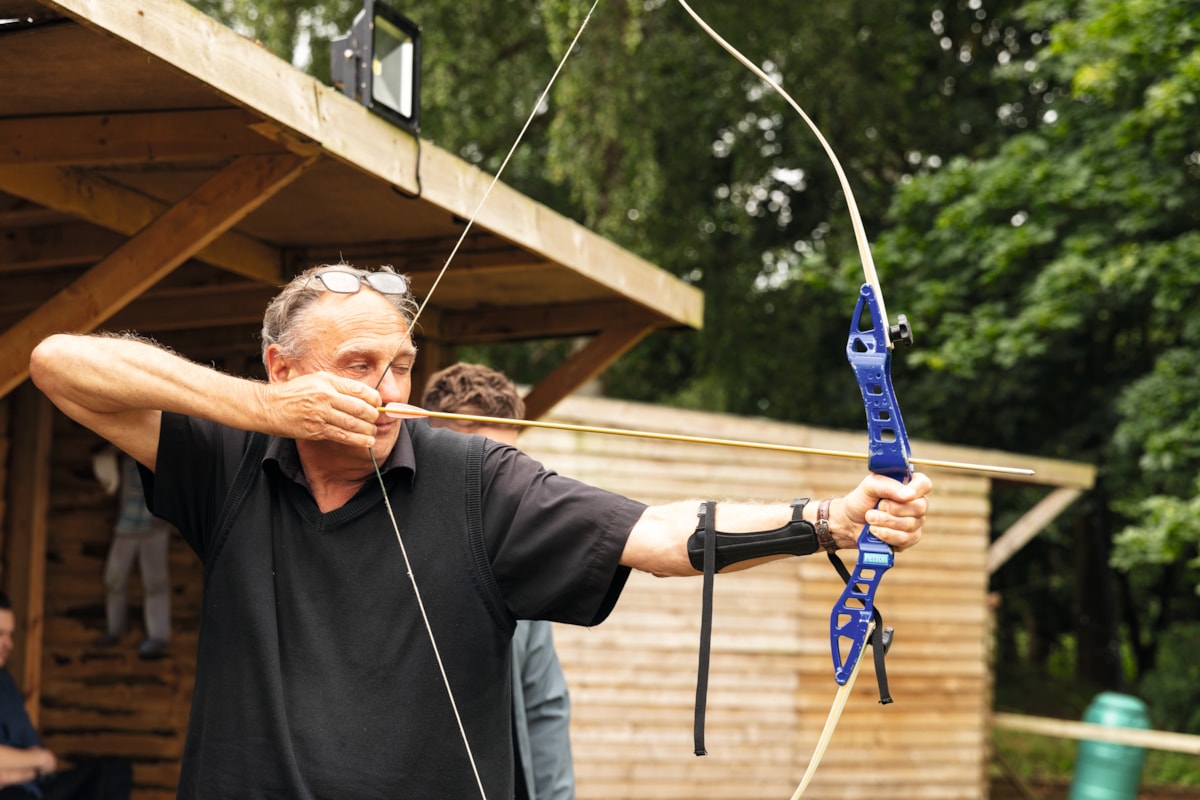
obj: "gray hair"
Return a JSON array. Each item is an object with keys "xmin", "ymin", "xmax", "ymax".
[{"xmin": 260, "ymin": 263, "xmax": 419, "ymax": 363}]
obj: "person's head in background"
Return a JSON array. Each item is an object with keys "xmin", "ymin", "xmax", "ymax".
[{"xmin": 421, "ymin": 363, "xmax": 524, "ymax": 447}]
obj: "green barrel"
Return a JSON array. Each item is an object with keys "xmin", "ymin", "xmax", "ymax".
[{"xmin": 1068, "ymin": 692, "xmax": 1151, "ymax": 800}]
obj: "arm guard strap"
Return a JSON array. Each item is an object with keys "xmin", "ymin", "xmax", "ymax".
[{"xmin": 687, "ymin": 498, "xmax": 819, "ymax": 572}]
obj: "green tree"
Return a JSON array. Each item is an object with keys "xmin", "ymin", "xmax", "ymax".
[{"xmin": 875, "ymin": 0, "xmax": 1200, "ymax": 701}]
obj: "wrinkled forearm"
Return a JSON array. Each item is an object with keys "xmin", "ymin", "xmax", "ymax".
[
  {"xmin": 31, "ymin": 333, "xmax": 265, "ymax": 423},
  {"xmin": 29, "ymin": 333, "xmax": 269, "ymax": 467}
]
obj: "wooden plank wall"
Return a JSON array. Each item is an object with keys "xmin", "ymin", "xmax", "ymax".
[
  {"xmin": 36, "ymin": 414, "xmax": 202, "ymax": 798},
  {"xmin": 0, "ymin": 395, "xmax": 8, "ymax": 567},
  {"xmin": 21, "ymin": 393, "xmax": 992, "ymax": 800},
  {"xmin": 519, "ymin": 396, "xmax": 992, "ymax": 800}
]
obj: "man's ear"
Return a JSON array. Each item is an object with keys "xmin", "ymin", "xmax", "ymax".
[{"xmin": 263, "ymin": 344, "xmax": 294, "ymax": 384}]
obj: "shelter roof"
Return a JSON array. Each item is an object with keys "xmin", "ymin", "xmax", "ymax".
[{"xmin": 0, "ymin": 0, "xmax": 703, "ymax": 415}]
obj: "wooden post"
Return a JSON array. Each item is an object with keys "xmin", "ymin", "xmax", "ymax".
[{"xmin": 3, "ymin": 381, "xmax": 53, "ymax": 725}]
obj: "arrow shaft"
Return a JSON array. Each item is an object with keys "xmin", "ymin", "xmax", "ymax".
[{"xmin": 386, "ymin": 407, "xmax": 1034, "ymax": 477}]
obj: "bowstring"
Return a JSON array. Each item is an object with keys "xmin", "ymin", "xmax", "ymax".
[{"xmin": 366, "ymin": 2, "xmax": 602, "ymax": 795}]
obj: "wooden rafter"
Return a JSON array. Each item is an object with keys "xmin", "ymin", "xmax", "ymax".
[
  {"xmin": 523, "ymin": 322, "xmax": 658, "ymax": 420},
  {"xmin": 0, "ymin": 221, "xmax": 124, "ymax": 273},
  {"xmin": 297, "ymin": 234, "xmax": 544, "ymax": 273},
  {"xmin": 433, "ymin": 301, "xmax": 667, "ymax": 344},
  {"xmin": 106, "ymin": 283, "xmax": 278, "ymax": 332},
  {"xmin": 0, "ymin": 109, "xmax": 284, "ymax": 165},
  {"xmin": 0, "ymin": 165, "xmax": 282, "ymax": 282},
  {"xmin": 987, "ymin": 486, "xmax": 1086, "ymax": 575},
  {"xmin": 0, "ymin": 153, "xmax": 315, "ymax": 397}
]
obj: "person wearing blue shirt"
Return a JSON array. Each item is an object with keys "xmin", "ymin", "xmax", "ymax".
[{"xmin": 0, "ymin": 593, "xmax": 131, "ymax": 800}]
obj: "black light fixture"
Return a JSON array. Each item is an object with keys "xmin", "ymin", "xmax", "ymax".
[{"xmin": 330, "ymin": 0, "xmax": 422, "ymax": 133}]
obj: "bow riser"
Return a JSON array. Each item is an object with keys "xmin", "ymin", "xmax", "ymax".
[{"xmin": 829, "ymin": 283, "xmax": 913, "ymax": 685}]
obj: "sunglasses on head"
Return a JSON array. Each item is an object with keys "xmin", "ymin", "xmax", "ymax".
[{"xmin": 310, "ymin": 269, "xmax": 409, "ymax": 296}]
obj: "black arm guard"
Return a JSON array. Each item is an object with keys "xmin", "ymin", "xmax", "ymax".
[{"xmin": 687, "ymin": 498, "xmax": 819, "ymax": 572}]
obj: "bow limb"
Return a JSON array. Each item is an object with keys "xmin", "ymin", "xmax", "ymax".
[{"xmin": 788, "ymin": 620, "xmax": 875, "ymax": 800}]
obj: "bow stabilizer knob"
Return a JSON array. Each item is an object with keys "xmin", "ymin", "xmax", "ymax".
[{"xmin": 889, "ymin": 314, "xmax": 913, "ymax": 348}]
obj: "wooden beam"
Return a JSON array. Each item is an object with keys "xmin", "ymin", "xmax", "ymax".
[
  {"xmin": 107, "ymin": 283, "xmax": 278, "ymax": 331},
  {"xmin": 523, "ymin": 323, "xmax": 657, "ymax": 420},
  {"xmin": 0, "ymin": 203, "xmax": 71, "ymax": 230},
  {"xmin": 987, "ymin": 487, "xmax": 1084, "ymax": 575},
  {"xmin": 0, "ymin": 165, "xmax": 282, "ymax": 282},
  {"xmin": 434, "ymin": 301, "xmax": 667, "ymax": 344},
  {"xmin": 0, "ymin": 153, "xmax": 315, "ymax": 398},
  {"xmin": 3, "ymin": 382, "xmax": 53, "ymax": 725},
  {"xmin": 993, "ymin": 712, "xmax": 1200, "ymax": 755},
  {"xmin": 297, "ymin": 234, "xmax": 544, "ymax": 273},
  {"xmin": 0, "ymin": 222, "xmax": 124, "ymax": 272},
  {"xmin": 0, "ymin": 109, "xmax": 286, "ymax": 165}
]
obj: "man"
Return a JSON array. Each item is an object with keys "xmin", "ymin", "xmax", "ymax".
[
  {"xmin": 28, "ymin": 263, "xmax": 931, "ymax": 798},
  {"xmin": 422, "ymin": 362, "xmax": 575, "ymax": 800},
  {"xmin": 0, "ymin": 593, "xmax": 132, "ymax": 800}
]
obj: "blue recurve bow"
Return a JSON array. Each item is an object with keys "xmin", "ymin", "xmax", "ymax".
[
  {"xmin": 831, "ymin": 284, "xmax": 914, "ymax": 692},
  {"xmin": 671, "ymin": 3, "xmax": 917, "ymax": 796}
]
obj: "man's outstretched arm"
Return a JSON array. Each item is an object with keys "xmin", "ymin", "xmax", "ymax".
[{"xmin": 621, "ymin": 471, "xmax": 932, "ymax": 577}]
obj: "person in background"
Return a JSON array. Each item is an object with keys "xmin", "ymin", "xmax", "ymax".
[
  {"xmin": 91, "ymin": 448, "xmax": 172, "ymax": 659},
  {"xmin": 422, "ymin": 362, "xmax": 574, "ymax": 800},
  {"xmin": 0, "ymin": 592, "xmax": 132, "ymax": 800}
]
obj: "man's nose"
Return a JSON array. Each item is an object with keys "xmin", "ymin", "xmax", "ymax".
[{"xmin": 376, "ymin": 369, "xmax": 410, "ymax": 403}]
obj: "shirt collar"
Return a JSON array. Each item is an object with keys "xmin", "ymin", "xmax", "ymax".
[{"xmin": 262, "ymin": 421, "xmax": 417, "ymax": 488}]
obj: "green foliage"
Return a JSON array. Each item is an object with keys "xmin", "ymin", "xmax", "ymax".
[
  {"xmin": 993, "ymin": 727, "xmax": 1200, "ymax": 787},
  {"xmin": 876, "ymin": 0, "xmax": 1200, "ymax": 692},
  {"xmin": 1136, "ymin": 622, "xmax": 1200, "ymax": 733}
]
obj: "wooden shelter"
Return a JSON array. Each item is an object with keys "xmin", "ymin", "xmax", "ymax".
[
  {"xmin": 0, "ymin": 0, "xmax": 1097, "ymax": 798},
  {"xmin": 0, "ymin": 0, "xmax": 700, "ymax": 791}
]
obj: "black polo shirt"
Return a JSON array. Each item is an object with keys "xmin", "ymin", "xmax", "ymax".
[{"xmin": 143, "ymin": 413, "xmax": 643, "ymax": 800}]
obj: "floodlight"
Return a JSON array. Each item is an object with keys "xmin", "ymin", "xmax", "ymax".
[{"xmin": 331, "ymin": 0, "xmax": 422, "ymax": 133}]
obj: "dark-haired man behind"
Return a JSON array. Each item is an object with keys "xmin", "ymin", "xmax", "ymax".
[{"xmin": 0, "ymin": 593, "xmax": 131, "ymax": 800}]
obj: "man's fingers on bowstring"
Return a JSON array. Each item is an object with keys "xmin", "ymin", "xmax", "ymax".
[
  {"xmin": 325, "ymin": 376, "xmax": 382, "ymax": 422},
  {"xmin": 272, "ymin": 373, "xmax": 380, "ymax": 444},
  {"xmin": 316, "ymin": 377, "xmax": 385, "ymax": 444}
]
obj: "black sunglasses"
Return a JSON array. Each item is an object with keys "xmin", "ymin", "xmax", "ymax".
[{"xmin": 310, "ymin": 269, "xmax": 409, "ymax": 296}]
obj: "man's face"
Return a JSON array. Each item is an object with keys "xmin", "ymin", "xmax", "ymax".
[
  {"xmin": 0, "ymin": 609, "xmax": 15, "ymax": 668},
  {"xmin": 272, "ymin": 290, "xmax": 416, "ymax": 460}
]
